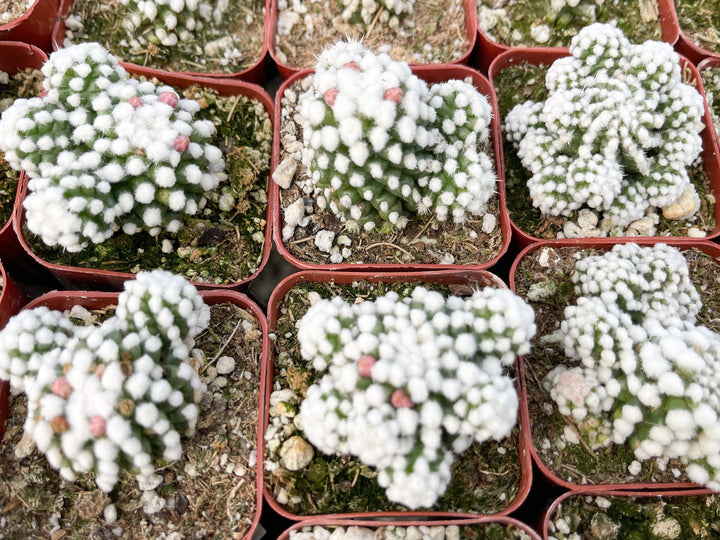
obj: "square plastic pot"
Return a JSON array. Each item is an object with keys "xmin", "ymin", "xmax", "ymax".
[
  {"xmin": 52, "ymin": 0, "xmax": 269, "ymax": 82},
  {"xmin": 0, "ymin": 286, "xmax": 267, "ymax": 540},
  {"xmin": 262, "ymin": 269, "xmax": 532, "ymax": 521},
  {"xmin": 0, "ymin": 0, "xmax": 60, "ymax": 50},
  {"xmin": 13, "ymin": 73, "xmax": 274, "ymax": 291},
  {"xmin": 267, "ymin": 0, "xmax": 477, "ymax": 79},
  {"xmin": 279, "ymin": 517, "xmax": 542, "ymax": 540},
  {"xmin": 489, "ymin": 47, "xmax": 720, "ymax": 249},
  {"xmin": 474, "ymin": 0, "xmax": 679, "ymax": 74},
  {"xmin": 509, "ymin": 238, "xmax": 720, "ymax": 493},
  {"xmin": 271, "ymin": 64, "xmax": 511, "ymax": 271}
]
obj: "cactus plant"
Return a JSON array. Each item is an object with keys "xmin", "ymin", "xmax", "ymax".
[
  {"xmin": 504, "ymin": 23, "xmax": 706, "ymax": 234},
  {"xmin": 0, "ymin": 42, "xmax": 225, "ymax": 253},
  {"xmin": 296, "ymin": 39, "xmax": 497, "ymax": 234},
  {"xmin": 543, "ymin": 243, "xmax": 720, "ymax": 490},
  {"xmin": 0, "ymin": 269, "xmax": 209, "ymax": 493},
  {"xmin": 295, "ymin": 284, "xmax": 536, "ymax": 509}
]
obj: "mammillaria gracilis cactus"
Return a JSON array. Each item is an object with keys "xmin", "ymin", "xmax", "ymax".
[
  {"xmin": 544, "ymin": 243, "xmax": 720, "ymax": 489},
  {"xmin": 0, "ymin": 42, "xmax": 225, "ymax": 253},
  {"xmin": 295, "ymin": 285, "xmax": 536, "ymax": 509},
  {"xmin": 0, "ymin": 270, "xmax": 209, "ymax": 493},
  {"xmin": 505, "ymin": 23, "xmax": 706, "ymax": 232},
  {"xmin": 298, "ymin": 40, "xmax": 497, "ymax": 233}
]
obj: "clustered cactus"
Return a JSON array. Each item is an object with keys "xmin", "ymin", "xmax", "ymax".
[
  {"xmin": 338, "ymin": 0, "xmax": 414, "ymax": 27},
  {"xmin": 505, "ymin": 23, "xmax": 706, "ymax": 230},
  {"xmin": 296, "ymin": 285, "xmax": 536, "ymax": 509},
  {"xmin": 299, "ymin": 40, "xmax": 497, "ymax": 232},
  {"xmin": 544, "ymin": 243, "xmax": 720, "ymax": 489},
  {"xmin": 0, "ymin": 270, "xmax": 209, "ymax": 492},
  {"xmin": 0, "ymin": 42, "xmax": 225, "ymax": 252}
]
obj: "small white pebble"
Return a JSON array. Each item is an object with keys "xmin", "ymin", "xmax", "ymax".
[
  {"xmin": 161, "ymin": 239, "xmax": 173, "ymax": 253},
  {"xmin": 104, "ymin": 503, "xmax": 118, "ymax": 524},
  {"xmin": 216, "ymin": 356, "xmax": 235, "ymax": 375},
  {"xmin": 628, "ymin": 460, "xmax": 642, "ymax": 476},
  {"xmin": 314, "ymin": 230, "xmax": 335, "ymax": 253},
  {"xmin": 481, "ymin": 213, "xmax": 497, "ymax": 234},
  {"xmin": 688, "ymin": 227, "xmax": 707, "ymax": 238}
]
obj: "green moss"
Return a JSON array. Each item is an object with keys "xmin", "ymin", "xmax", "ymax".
[
  {"xmin": 268, "ymin": 279, "xmax": 523, "ymax": 515},
  {"xmin": 26, "ymin": 86, "xmax": 271, "ymax": 285},
  {"xmin": 478, "ymin": 0, "xmax": 663, "ymax": 47}
]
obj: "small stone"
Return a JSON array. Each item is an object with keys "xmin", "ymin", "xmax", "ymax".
[
  {"xmin": 308, "ymin": 291, "xmax": 322, "ymax": 306},
  {"xmin": 280, "ymin": 435, "xmax": 314, "ymax": 471},
  {"xmin": 273, "ymin": 157, "xmax": 298, "ymax": 189},
  {"xmin": 161, "ymin": 239, "xmax": 173, "ymax": 253},
  {"xmin": 14, "ymin": 430, "xmax": 35, "ymax": 459},
  {"xmin": 212, "ymin": 376, "xmax": 228, "ymax": 388},
  {"xmin": 627, "ymin": 215, "xmax": 658, "ymax": 236},
  {"xmin": 216, "ymin": 356, "xmax": 235, "ymax": 375},
  {"xmin": 104, "ymin": 503, "xmax": 118, "ymax": 524},
  {"xmin": 343, "ymin": 527, "xmax": 375, "ymax": 540},
  {"xmin": 445, "ymin": 526, "xmax": 460, "ymax": 540},
  {"xmin": 270, "ymin": 389, "xmax": 297, "ymax": 407},
  {"xmin": 427, "ymin": 526, "xmax": 445, "ymax": 540},
  {"xmin": 141, "ymin": 490, "xmax": 166, "ymax": 514},
  {"xmin": 482, "ymin": 213, "xmax": 497, "ymax": 234},
  {"xmin": 589, "ymin": 513, "xmax": 620, "ymax": 540},
  {"xmin": 688, "ymin": 227, "xmax": 707, "ymax": 238},
  {"xmin": 562, "ymin": 221, "xmax": 584, "ymax": 238},
  {"xmin": 538, "ymin": 247, "xmax": 558, "ymax": 268},
  {"xmin": 628, "ymin": 460, "xmax": 642, "ymax": 476},
  {"xmin": 662, "ymin": 184, "xmax": 700, "ymax": 220},
  {"xmin": 137, "ymin": 473, "xmax": 163, "ymax": 491},
  {"xmin": 285, "ymin": 140, "xmax": 303, "ymax": 154},
  {"xmin": 314, "ymin": 230, "xmax": 335, "ymax": 253},
  {"xmin": 405, "ymin": 527, "xmax": 422, "ymax": 540},
  {"xmin": 276, "ymin": 487, "xmax": 289, "ymax": 505},
  {"xmin": 312, "ymin": 526, "xmax": 331, "ymax": 540},
  {"xmin": 69, "ymin": 304, "xmax": 96, "ymax": 325}
]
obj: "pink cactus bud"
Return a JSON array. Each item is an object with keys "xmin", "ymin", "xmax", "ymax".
[
  {"xmin": 391, "ymin": 389, "xmax": 413, "ymax": 408},
  {"xmin": 324, "ymin": 88, "xmax": 339, "ymax": 107},
  {"xmin": 128, "ymin": 96, "xmax": 144, "ymax": 108},
  {"xmin": 174, "ymin": 134, "xmax": 190, "ymax": 152},
  {"xmin": 384, "ymin": 87, "xmax": 403, "ymax": 104},
  {"xmin": 89, "ymin": 415, "xmax": 106, "ymax": 437},
  {"xmin": 40, "ymin": 89, "xmax": 48, "ymax": 98},
  {"xmin": 52, "ymin": 376, "xmax": 72, "ymax": 398},
  {"xmin": 341, "ymin": 61, "xmax": 360, "ymax": 71},
  {"xmin": 158, "ymin": 91, "xmax": 179, "ymax": 108},
  {"xmin": 357, "ymin": 355, "xmax": 377, "ymax": 377}
]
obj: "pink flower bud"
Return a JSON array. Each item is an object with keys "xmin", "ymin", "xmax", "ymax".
[
  {"xmin": 341, "ymin": 61, "xmax": 360, "ymax": 71},
  {"xmin": 89, "ymin": 415, "xmax": 106, "ymax": 437},
  {"xmin": 158, "ymin": 91, "xmax": 179, "ymax": 108},
  {"xmin": 324, "ymin": 88, "xmax": 339, "ymax": 107},
  {"xmin": 128, "ymin": 96, "xmax": 144, "ymax": 108},
  {"xmin": 174, "ymin": 134, "xmax": 190, "ymax": 152},
  {"xmin": 391, "ymin": 389, "xmax": 413, "ymax": 408},
  {"xmin": 40, "ymin": 89, "xmax": 48, "ymax": 98},
  {"xmin": 52, "ymin": 376, "xmax": 72, "ymax": 398},
  {"xmin": 357, "ymin": 355, "xmax": 377, "ymax": 377},
  {"xmin": 384, "ymin": 87, "xmax": 403, "ymax": 104}
]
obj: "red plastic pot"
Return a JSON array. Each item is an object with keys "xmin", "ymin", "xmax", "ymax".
[
  {"xmin": 271, "ymin": 64, "xmax": 511, "ymax": 272},
  {"xmin": 2, "ymin": 286, "xmax": 267, "ymax": 539},
  {"xmin": 0, "ymin": 42, "xmax": 47, "ymax": 269},
  {"xmin": 474, "ymin": 0, "xmax": 679, "ymax": 74},
  {"xmin": 267, "ymin": 0, "xmax": 477, "ymax": 79},
  {"xmin": 52, "ymin": 0, "xmax": 269, "ymax": 82},
  {"xmin": 489, "ymin": 47, "xmax": 720, "ymax": 249},
  {"xmin": 13, "ymin": 73, "xmax": 274, "ymax": 291},
  {"xmin": 541, "ymin": 488, "xmax": 717, "ymax": 539},
  {"xmin": 673, "ymin": 0, "xmax": 720, "ymax": 66},
  {"xmin": 263, "ymin": 269, "xmax": 533, "ymax": 521},
  {"xmin": 0, "ymin": 0, "xmax": 59, "ymax": 51},
  {"xmin": 279, "ymin": 517, "xmax": 542, "ymax": 540},
  {"xmin": 509, "ymin": 239, "xmax": 720, "ymax": 493}
]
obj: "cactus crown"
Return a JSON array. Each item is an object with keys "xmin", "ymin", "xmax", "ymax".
[
  {"xmin": 544, "ymin": 243, "xmax": 720, "ymax": 489},
  {"xmin": 338, "ymin": 0, "xmax": 415, "ymax": 26},
  {"xmin": 299, "ymin": 40, "xmax": 497, "ymax": 233},
  {"xmin": 296, "ymin": 285, "xmax": 536, "ymax": 509},
  {"xmin": 0, "ymin": 270, "xmax": 210, "ymax": 492},
  {"xmin": 505, "ymin": 23, "xmax": 706, "ymax": 230},
  {"xmin": 0, "ymin": 42, "xmax": 225, "ymax": 252}
]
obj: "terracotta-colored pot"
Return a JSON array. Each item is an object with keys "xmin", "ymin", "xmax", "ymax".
[
  {"xmin": 0, "ymin": 0, "xmax": 59, "ymax": 51},
  {"xmin": 52, "ymin": 0, "xmax": 269, "ymax": 82},
  {"xmin": 474, "ymin": 0, "xmax": 679, "ymax": 74},
  {"xmin": 271, "ymin": 64, "xmax": 511, "ymax": 271},
  {"xmin": 0, "ymin": 42, "xmax": 47, "ymax": 269},
  {"xmin": 1, "ymin": 286, "xmax": 267, "ymax": 539},
  {"xmin": 13, "ymin": 73, "xmax": 274, "ymax": 291},
  {"xmin": 279, "ymin": 517, "xmax": 542, "ymax": 540},
  {"xmin": 267, "ymin": 0, "xmax": 477, "ymax": 80},
  {"xmin": 263, "ymin": 269, "xmax": 533, "ymax": 520},
  {"xmin": 698, "ymin": 57, "xmax": 720, "ymax": 153},
  {"xmin": 541, "ymin": 488, "xmax": 718, "ymax": 539},
  {"xmin": 510, "ymin": 239, "xmax": 720, "ymax": 492},
  {"xmin": 489, "ymin": 48, "xmax": 720, "ymax": 249},
  {"xmin": 673, "ymin": 0, "xmax": 720, "ymax": 66}
]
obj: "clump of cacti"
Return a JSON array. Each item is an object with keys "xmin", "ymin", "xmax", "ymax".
[
  {"xmin": 296, "ymin": 284, "xmax": 536, "ymax": 509},
  {"xmin": 298, "ymin": 40, "xmax": 497, "ymax": 232},
  {"xmin": 544, "ymin": 243, "xmax": 720, "ymax": 490},
  {"xmin": 338, "ymin": 0, "xmax": 415, "ymax": 27},
  {"xmin": 0, "ymin": 42, "xmax": 225, "ymax": 252},
  {"xmin": 0, "ymin": 270, "xmax": 209, "ymax": 492},
  {"xmin": 504, "ymin": 23, "xmax": 706, "ymax": 232}
]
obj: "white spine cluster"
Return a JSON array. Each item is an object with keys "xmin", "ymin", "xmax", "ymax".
[
  {"xmin": 339, "ymin": 0, "xmax": 415, "ymax": 27},
  {"xmin": 299, "ymin": 40, "xmax": 497, "ymax": 232},
  {"xmin": 505, "ymin": 23, "xmax": 706, "ymax": 229},
  {"xmin": 297, "ymin": 285, "xmax": 536, "ymax": 509},
  {"xmin": 0, "ymin": 270, "xmax": 210, "ymax": 493},
  {"xmin": 0, "ymin": 42, "xmax": 225, "ymax": 252},
  {"xmin": 544, "ymin": 243, "xmax": 720, "ymax": 489}
]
